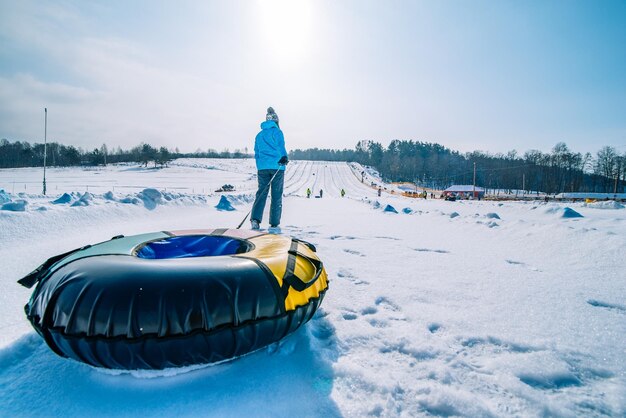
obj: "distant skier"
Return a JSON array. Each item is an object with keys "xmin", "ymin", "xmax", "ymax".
[
  {"xmin": 341, "ymin": 188, "xmax": 345, "ymax": 197},
  {"xmin": 306, "ymin": 188, "xmax": 311, "ymax": 198},
  {"xmin": 377, "ymin": 187, "xmax": 382, "ymax": 197},
  {"xmin": 250, "ymin": 107, "xmax": 288, "ymax": 232},
  {"xmin": 319, "ymin": 189, "xmax": 323, "ymax": 198}
]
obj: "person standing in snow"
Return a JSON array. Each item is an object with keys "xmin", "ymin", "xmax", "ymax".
[
  {"xmin": 250, "ymin": 107, "xmax": 288, "ymax": 231},
  {"xmin": 306, "ymin": 188, "xmax": 311, "ymax": 198}
]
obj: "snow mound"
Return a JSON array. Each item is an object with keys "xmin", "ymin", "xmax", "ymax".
[
  {"xmin": 215, "ymin": 195, "xmax": 236, "ymax": 211},
  {"xmin": 140, "ymin": 188, "xmax": 162, "ymax": 201},
  {"xmin": 119, "ymin": 197, "xmax": 140, "ymax": 205},
  {"xmin": 0, "ymin": 189, "xmax": 11, "ymax": 204},
  {"xmin": 103, "ymin": 191, "xmax": 116, "ymax": 201},
  {"xmin": 485, "ymin": 212, "xmax": 501, "ymax": 219},
  {"xmin": 1, "ymin": 200, "xmax": 27, "ymax": 211},
  {"xmin": 585, "ymin": 200, "xmax": 625, "ymax": 210},
  {"xmin": 544, "ymin": 205, "xmax": 562, "ymax": 214},
  {"xmin": 51, "ymin": 193, "xmax": 72, "ymax": 204},
  {"xmin": 562, "ymin": 207, "xmax": 583, "ymax": 218},
  {"xmin": 221, "ymin": 194, "xmax": 254, "ymax": 205},
  {"xmin": 138, "ymin": 188, "xmax": 163, "ymax": 210},
  {"xmin": 70, "ymin": 192, "xmax": 93, "ymax": 207},
  {"xmin": 383, "ymin": 204, "xmax": 398, "ymax": 214}
]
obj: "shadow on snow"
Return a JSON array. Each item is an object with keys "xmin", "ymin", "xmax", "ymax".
[{"xmin": 0, "ymin": 314, "xmax": 341, "ymax": 418}]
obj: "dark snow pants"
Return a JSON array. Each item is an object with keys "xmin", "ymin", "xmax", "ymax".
[{"xmin": 251, "ymin": 169, "xmax": 284, "ymax": 226}]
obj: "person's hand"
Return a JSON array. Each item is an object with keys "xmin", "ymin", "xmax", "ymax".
[{"xmin": 278, "ymin": 156, "xmax": 289, "ymax": 165}]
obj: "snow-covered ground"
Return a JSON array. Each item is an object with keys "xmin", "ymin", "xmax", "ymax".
[{"xmin": 1, "ymin": 159, "xmax": 624, "ymax": 417}]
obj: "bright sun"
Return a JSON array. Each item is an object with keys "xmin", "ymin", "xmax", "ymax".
[{"xmin": 257, "ymin": 0, "xmax": 314, "ymax": 66}]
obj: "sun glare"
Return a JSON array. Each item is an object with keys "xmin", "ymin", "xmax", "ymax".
[{"xmin": 257, "ymin": 0, "xmax": 313, "ymax": 66}]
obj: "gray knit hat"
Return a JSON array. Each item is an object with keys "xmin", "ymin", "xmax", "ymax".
[{"xmin": 266, "ymin": 106, "xmax": 279, "ymax": 124}]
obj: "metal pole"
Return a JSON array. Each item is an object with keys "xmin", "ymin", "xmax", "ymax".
[{"xmin": 43, "ymin": 108, "xmax": 47, "ymax": 195}]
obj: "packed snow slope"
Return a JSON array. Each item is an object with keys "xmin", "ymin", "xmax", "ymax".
[{"xmin": 1, "ymin": 159, "xmax": 624, "ymax": 417}]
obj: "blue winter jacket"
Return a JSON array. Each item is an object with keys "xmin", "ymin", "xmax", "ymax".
[{"xmin": 254, "ymin": 120, "xmax": 288, "ymax": 171}]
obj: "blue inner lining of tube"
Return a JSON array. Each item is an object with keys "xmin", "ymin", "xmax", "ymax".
[{"xmin": 136, "ymin": 236, "xmax": 250, "ymax": 259}]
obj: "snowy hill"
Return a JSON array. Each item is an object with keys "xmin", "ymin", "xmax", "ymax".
[{"xmin": 1, "ymin": 159, "xmax": 624, "ymax": 417}]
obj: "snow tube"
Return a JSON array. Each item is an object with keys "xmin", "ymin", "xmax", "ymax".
[{"xmin": 18, "ymin": 229, "xmax": 329, "ymax": 370}]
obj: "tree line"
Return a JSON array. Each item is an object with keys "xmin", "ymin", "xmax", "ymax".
[
  {"xmin": 0, "ymin": 139, "xmax": 249, "ymax": 169},
  {"xmin": 2, "ymin": 137, "xmax": 623, "ymax": 194},
  {"xmin": 290, "ymin": 141, "xmax": 625, "ymax": 194}
]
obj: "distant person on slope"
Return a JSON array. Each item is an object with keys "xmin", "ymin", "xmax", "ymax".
[{"xmin": 250, "ymin": 107, "xmax": 288, "ymax": 231}]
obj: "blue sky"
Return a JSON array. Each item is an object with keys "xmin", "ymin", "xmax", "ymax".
[{"xmin": 1, "ymin": 0, "xmax": 625, "ymax": 154}]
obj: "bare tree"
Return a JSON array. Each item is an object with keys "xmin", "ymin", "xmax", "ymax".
[{"xmin": 595, "ymin": 146, "xmax": 618, "ymax": 192}]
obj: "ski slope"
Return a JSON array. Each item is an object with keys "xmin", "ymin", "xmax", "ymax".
[
  {"xmin": 283, "ymin": 161, "xmax": 380, "ymax": 199},
  {"xmin": 1, "ymin": 159, "xmax": 625, "ymax": 417}
]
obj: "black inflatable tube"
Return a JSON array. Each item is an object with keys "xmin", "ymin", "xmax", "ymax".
[
  {"xmin": 43, "ymin": 292, "xmax": 325, "ymax": 369},
  {"xmin": 24, "ymin": 251, "xmax": 320, "ymax": 369}
]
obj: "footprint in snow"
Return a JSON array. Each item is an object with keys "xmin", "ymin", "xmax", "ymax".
[
  {"xmin": 505, "ymin": 259, "xmax": 540, "ymax": 272},
  {"xmin": 361, "ymin": 306, "xmax": 378, "ymax": 315},
  {"xmin": 337, "ymin": 269, "xmax": 370, "ymax": 285},
  {"xmin": 330, "ymin": 235, "xmax": 358, "ymax": 240},
  {"xmin": 516, "ymin": 351, "xmax": 614, "ymax": 394},
  {"xmin": 517, "ymin": 372, "xmax": 582, "ymax": 390},
  {"xmin": 342, "ymin": 312, "xmax": 358, "ymax": 321},
  {"xmin": 374, "ymin": 236, "xmax": 401, "ymax": 241},
  {"xmin": 379, "ymin": 339, "xmax": 438, "ymax": 362},
  {"xmin": 413, "ymin": 248, "xmax": 450, "ymax": 254},
  {"xmin": 460, "ymin": 336, "xmax": 537, "ymax": 354},
  {"xmin": 343, "ymin": 249, "xmax": 365, "ymax": 257},
  {"xmin": 375, "ymin": 296, "xmax": 401, "ymax": 312},
  {"xmin": 336, "ymin": 269, "xmax": 354, "ymax": 279},
  {"xmin": 587, "ymin": 299, "xmax": 626, "ymax": 313},
  {"xmin": 428, "ymin": 323, "xmax": 442, "ymax": 334},
  {"xmin": 367, "ymin": 318, "xmax": 388, "ymax": 328}
]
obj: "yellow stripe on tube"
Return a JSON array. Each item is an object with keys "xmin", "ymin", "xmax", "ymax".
[
  {"xmin": 284, "ymin": 241, "xmax": 328, "ymax": 311},
  {"xmin": 240, "ymin": 234, "xmax": 329, "ymax": 311}
]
